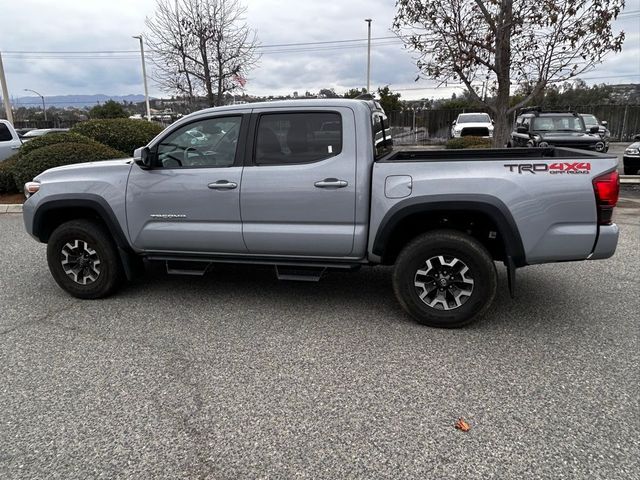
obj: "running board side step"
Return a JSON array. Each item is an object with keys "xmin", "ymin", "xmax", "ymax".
[
  {"xmin": 165, "ymin": 260, "xmax": 211, "ymax": 276},
  {"xmin": 275, "ymin": 265, "xmax": 326, "ymax": 282}
]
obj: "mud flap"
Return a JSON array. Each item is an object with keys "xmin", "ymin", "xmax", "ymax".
[{"xmin": 505, "ymin": 256, "xmax": 516, "ymax": 299}]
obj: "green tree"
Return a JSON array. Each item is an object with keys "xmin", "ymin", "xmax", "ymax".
[
  {"xmin": 89, "ymin": 100, "xmax": 128, "ymax": 119},
  {"xmin": 394, "ymin": 0, "xmax": 625, "ymax": 146},
  {"xmin": 377, "ymin": 86, "xmax": 402, "ymax": 113},
  {"xmin": 343, "ymin": 88, "xmax": 367, "ymax": 98}
]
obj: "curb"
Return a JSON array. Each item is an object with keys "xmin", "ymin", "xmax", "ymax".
[
  {"xmin": 0, "ymin": 204, "xmax": 23, "ymax": 214},
  {"xmin": 620, "ymin": 176, "xmax": 640, "ymax": 184}
]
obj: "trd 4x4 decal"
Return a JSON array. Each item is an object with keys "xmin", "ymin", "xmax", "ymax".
[{"xmin": 504, "ymin": 163, "xmax": 591, "ymax": 174}]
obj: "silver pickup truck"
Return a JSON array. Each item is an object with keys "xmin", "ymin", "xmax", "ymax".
[{"xmin": 22, "ymin": 99, "xmax": 620, "ymax": 328}]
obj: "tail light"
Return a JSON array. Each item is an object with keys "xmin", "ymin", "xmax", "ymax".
[{"xmin": 592, "ymin": 171, "xmax": 619, "ymax": 225}]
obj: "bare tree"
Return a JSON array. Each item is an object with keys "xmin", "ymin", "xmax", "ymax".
[
  {"xmin": 393, "ymin": 0, "xmax": 625, "ymax": 146},
  {"xmin": 146, "ymin": 0, "xmax": 259, "ymax": 107}
]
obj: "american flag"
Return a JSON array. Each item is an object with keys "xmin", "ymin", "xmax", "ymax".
[{"xmin": 233, "ymin": 73, "xmax": 247, "ymax": 88}]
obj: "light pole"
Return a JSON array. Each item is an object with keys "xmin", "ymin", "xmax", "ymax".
[
  {"xmin": 23, "ymin": 88, "xmax": 46, "ymax": 122},
  {"xmin": 133, "ymin": 34, "xmax": 151, "ymax": 121},
  {"xmin": 365, "ymin": 18, "xmax": 372, "ymax": 93},
  {"xmin": 0, "ymin": 52, "xmax": 14, "ymax": 124}
]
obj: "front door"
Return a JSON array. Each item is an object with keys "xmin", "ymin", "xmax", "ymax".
[
  {"xmin": 126, "ymin": 113, "xmax": 248, "ymax": 254},
  {"xmin": 240, "ymin": 108, "xmax": 357, "ymax": 257}
]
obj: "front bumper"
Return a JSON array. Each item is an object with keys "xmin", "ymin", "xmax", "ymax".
[
  {"xmin": 588, "ymin": 224, "xmax": 619, "ymax": 260},
  {"xmin": 623, "ymin": 155, "xmax": 640, "ymax": 168}
]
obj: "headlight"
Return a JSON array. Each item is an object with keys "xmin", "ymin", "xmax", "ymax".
[
  {"xmin": 595, "ymin": 142, "xmax": 605, "ymax": 152},
  {"xmin": 626, "ymin": 148, "xmax": 639, "ymax": 155}
]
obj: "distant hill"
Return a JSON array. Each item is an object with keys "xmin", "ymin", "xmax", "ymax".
[{"xmin": 14, "ymin": 94, "xmax": 150, "ymax": 108}]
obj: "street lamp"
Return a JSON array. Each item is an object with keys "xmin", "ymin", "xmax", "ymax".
[
  {"xmin": 133, "ymin": 34, "xmax": 151, "ymax": 121},
  {"xmin": 365, "ymin": 19, "xmax": 372, "ymax": 93},
  {"xmin": 24, "ymin": 88, "xmax": 47, "ymax": 122}
]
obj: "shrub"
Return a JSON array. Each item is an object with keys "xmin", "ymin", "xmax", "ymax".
[
  {"xmin": 71, "ymin": 118, "xmax": 164, "ymax": 155},
  {"xmin": 12, "ymin": 142, "xmax": 128, "ymax": 188},
  {"xmin": 0, "ymin": 154, "xmax": 20, "ymax": 193},
  {"xmin": 19, "ymin": 132, "xmax": 106, "ymax": 157},
  {"xmin": 446, "ymin": 136, "xmax": 492, "ymax": 149}
]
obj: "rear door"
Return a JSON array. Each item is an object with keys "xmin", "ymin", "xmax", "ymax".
[
  {"xmin": 240, "ymin": 107, "xmax": 357, "ymax": 257},
  {"xmin": 126, "ymin": 113, "xmax": 249, "ymax": 254}
]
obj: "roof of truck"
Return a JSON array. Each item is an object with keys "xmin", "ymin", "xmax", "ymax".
[{"xmin": 188, "ymin": 98, "xmax": 383, "ymax": 118}]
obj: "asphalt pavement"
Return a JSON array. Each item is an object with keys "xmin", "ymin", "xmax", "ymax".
[{"xmin": 0, "ymin": 205, "xmax": 638, "ymax": 479}]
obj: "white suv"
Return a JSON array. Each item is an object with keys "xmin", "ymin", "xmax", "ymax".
[{"xmin": 451, "ymin": 113, "xmax": 494, "ymax": 138}]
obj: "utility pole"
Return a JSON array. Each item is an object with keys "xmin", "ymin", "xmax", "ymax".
[
  {"xmin": 133, "ymin": 35, "xmax": 151, "ymax": 121},
  {"xmin": 365, "ymin": 19, "xmax": 372, "ymax": 93},
  {"xmin": 0, "ymin": 51, "xmax": 14, "ymax": 124}
]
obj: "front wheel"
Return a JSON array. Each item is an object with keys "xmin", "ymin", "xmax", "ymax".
[
  {"xmin": 392, "ymin": 230, "xmax": 498, "ymax": 328},
  {"xmin": 624, "ymin": 165, "xmax": 638, "ymax": 175},
  {"xmin": 47, "ymin": 219, "xmax": 124, "ymax": 299}
]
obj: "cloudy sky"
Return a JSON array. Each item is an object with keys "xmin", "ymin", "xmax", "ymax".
[{"xmin": 1, "ymin": 0, "xmax": 638, "ymax": 103}]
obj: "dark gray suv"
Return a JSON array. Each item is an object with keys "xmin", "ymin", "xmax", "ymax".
[{"xmin": 508, "ymin": 109, "xmax": 607, "ymax": 152}]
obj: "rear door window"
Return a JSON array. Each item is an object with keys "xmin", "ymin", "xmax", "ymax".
[{"xmin": 254, "ymin": 112, "xmax": 342, "ymax": 165}]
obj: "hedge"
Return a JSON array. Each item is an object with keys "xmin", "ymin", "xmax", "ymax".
[
  {"xmin": 0, "ymin": 154, "xmax": 20, "ymax": 193},
  {"xmin": 71, "ymin": 118, "xmax": 164, "ymax": 155},
  {"xmin": 19, "ymin": 132, "xmax": 107, "ymax": 157},
  {"xmin": 11, "ymin": 142, "xmax": 128, "ymax": 188},
  {"xmin": 446, "ymin": 136, "xmax": 492, "ymax": 149}
]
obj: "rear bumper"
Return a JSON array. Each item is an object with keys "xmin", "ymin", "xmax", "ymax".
[{"xmin": 588, "ymin": 223, "xmax": 619, "ymax": 260}]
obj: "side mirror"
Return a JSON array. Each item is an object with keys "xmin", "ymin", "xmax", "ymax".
[
  {"xmin": 589, "ymin": 126, "xmax": 600, "ymax": 134},
  {"xmin": 133, "ymin": 146, "xmax": 153, "ymax": 169},
  {"xmin": 452, "ymin": 120, "xmax": 457, "ymax": 125},
  {"xmin": 600, "ymin": 121, "xmax": 608, "ymax": 127},
  {"xmin": 516, "ymin": 125, "xmax": 528, "ymax": 134}
]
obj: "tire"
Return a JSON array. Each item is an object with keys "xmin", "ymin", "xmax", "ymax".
[
  {"xmin": 392, "ymin": 230, "xmax": 498, "ymax": 328},
  {"xmin": 47, "ymin": 219, "xmax": 124, "ymax": 299},
  {"xmin": 623, "ymin": 165, "xmax": 638, "ymax": 175}
]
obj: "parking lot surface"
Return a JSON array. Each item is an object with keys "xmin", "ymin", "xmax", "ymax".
[{"xmin": 1, "ymin": 204, "xmax": 638, "ymax": 479}]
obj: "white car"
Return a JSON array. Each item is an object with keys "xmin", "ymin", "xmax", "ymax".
[
  {"xmin": 451, "ymin": 113, "xmax": 494, "ymax": 138},
  {"xmin": 0, "ymin": 120, "xmax": 22, "ymax": 162}
]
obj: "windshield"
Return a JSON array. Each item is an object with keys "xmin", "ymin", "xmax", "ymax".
[
  {"xmin": 581, "ymin": 115, "xmax": 598, "ymax": 127},
  {"xmin": 457, "ymin": 114, "xmax": 490, "ymax": 123},
  {"xmin": 532, "ymin": 116, "xmax": 585, "ymax": 132}
]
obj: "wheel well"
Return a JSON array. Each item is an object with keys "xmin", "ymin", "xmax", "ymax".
[
  {"xmin": 36, "ymin": 207, "xmax": 110, "ymax": 244},
  {"xmin": 380, "ymin": 210, "xmax": 507, "ymax": 265}
]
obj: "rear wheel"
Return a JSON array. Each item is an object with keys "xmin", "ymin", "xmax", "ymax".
[
  {"xmin": 392, "ymin": 230, "xmax": 497, "ymax": 328},
  {"xmin": 47, "ymin": 219, "xmax": 124, "ymax": 299}
]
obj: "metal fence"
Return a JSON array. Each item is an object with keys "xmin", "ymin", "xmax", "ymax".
[{"xmin": 388, "ymin": 105, "xmax": 640, "ymax": 144}]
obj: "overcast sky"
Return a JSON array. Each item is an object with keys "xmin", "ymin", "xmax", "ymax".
[{"xmin": 1, "ymin": 0, "xmax": 638, "ymax": 102}]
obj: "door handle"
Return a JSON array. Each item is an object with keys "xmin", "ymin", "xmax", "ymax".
[
  {"xmin": 11, "ymin": 145, "xmax": 20, "ymax": 150},
  {"xmin": 208, "ymin": 180, "xmax": 237, "ymax": 190},
  {"xmin": 314, "ymin": 178, "xmax": 348, "ymax": 188}
]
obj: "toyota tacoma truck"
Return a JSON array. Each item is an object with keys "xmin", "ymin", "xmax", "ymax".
[{"xmin": 22, "ymin": 99, "xmax": 620, "ymax": 328}]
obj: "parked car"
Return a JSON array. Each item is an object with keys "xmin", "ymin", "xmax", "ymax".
[
  {"xmin": 22, "ymin": 99, "xmax": 620, "ymax": 328},
  {"xmin": 0, "ymin": 120, "xmax": 22, "ymax": 162},
  {"xmin": 15, "ymin": 127, "xmax": 35, "ymax": 138},
  {"xmin": 451, "ymin": 113, "xmax": 494, "ymax": 138},
  {"xmin": 20, "ymin": 128, "xmax": 69, "ymax": 141},
  {"xmin": 579, "ymin": 113, "xmax": 610, "ymax": 144},
  {"xmin": 623, "ymin": 142, "xmax": 640, "ymax": 175},
  {"xmin": 509, "ymin": 109, "xmax": 607, "ymax": 152}
]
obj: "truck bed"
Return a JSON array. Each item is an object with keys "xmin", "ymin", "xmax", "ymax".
[{"xmin": 381, "ymin": 147, "xmax": 606, "ymax": 162}]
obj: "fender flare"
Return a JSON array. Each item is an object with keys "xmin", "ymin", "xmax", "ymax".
[
  {"xmin": 31, "ymin": 194, "xmax": 141, "ymax": 279},
  {"xmin": 372, "ymin": 194, "xmax": 526, "ymax": 267}
]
